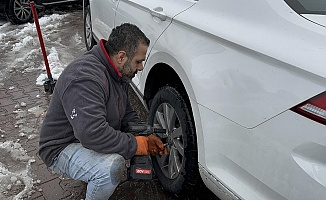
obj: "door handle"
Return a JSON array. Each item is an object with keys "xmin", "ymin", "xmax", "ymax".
[{"xmin": 150, "ymin": 7, "xmax": 167, "ymax": 21}]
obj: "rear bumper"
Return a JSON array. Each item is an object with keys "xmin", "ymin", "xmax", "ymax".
[{"xmin": 198, "ymin": 105, "xmax": 326, "ymax": 200}]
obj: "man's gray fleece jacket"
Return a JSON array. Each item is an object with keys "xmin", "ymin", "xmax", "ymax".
[{"xmin": 39, "ymin": 40, "xmax": 139, "ymax": 167}]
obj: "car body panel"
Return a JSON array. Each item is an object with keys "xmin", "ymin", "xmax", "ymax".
[
  {"xmin": 141, "ymin": 2, "xmax": 326, "ymax": 197},
  {"xmin": 86, "ymin": 0, "xmax": 326, "ymax": 199},
  {"xmin": 90, "ymin": 0, "xmax": 119, "ymax": 42},
  {"xmin": 199, "ymin": 106, "xmax": 326, "ymax": 200},
  {"xmin": 114, "ymin": 0, "xmax": 196, "ymax": 86},
  {"xmin": 141, "ymin": 0, "xmax": 326, "ymax": 128}
]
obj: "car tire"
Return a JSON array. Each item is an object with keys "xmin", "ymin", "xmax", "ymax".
[
  {"xmin": 148, "ymin": 86, "xmax": 201, "ymax": 195},
  {"xmin": 84, "ymin": 5, "xmax": 96, "ymax": 50},
  {"xmin": 6, "ymin": 0, "xmax": 33, "ymax": 24}
]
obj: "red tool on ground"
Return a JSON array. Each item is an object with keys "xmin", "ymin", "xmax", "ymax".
[{"xmin": 30, "ymin": 1, "xmax": 56, "ymax": 94}]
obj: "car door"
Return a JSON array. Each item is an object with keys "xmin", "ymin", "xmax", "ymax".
[
  {"xmin": 90, "ymin": 0, "xmax": 119, "ymax": 41},
  {"xmin": 114, "ymin": 0, "xmax": 196, "ymax": 87}
]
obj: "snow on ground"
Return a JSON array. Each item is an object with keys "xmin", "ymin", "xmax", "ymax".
[
  {"xmin": 0, "ymin": 13, "xmax": 68, "ymax": 85},
  {"xmin": 0, "ymin": 9, "xmax": 85, "ymax": 199},
  {"xmin": 0, "ymin": 11, "xmax": 84, "ymax": 85},
  {"xmin": 0, "ymin": 140, "xmax": 35, "ymax": 199}
]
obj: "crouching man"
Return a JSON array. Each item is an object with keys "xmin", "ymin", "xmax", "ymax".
[{"xmin": 39, "ymin": 23, "xmax": 166, "ymax": 200}]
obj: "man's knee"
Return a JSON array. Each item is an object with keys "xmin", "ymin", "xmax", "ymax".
[{"xmin": 108, "ymin": 154, "xmax": 126, "ymax": 185}]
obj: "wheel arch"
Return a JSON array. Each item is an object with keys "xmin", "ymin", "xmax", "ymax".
[
  {"xmin": 144, "ymin": 63, "xmax": 191, "ymax": 115},
  {"xmin": 143, "ymin": 56, "xmax": 206, "ymax": 164},
  {"xmin": 143, "ymin": 62, "xmax": 204, "ymax": 148}
]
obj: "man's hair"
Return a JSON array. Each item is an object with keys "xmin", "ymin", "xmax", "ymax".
[{"xmin": 106, "ymin": 23, "xmax": 150, "ymax": 59}]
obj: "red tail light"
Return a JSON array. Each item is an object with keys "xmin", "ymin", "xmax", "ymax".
[{"xmin": 291, "ymin": 92, "xmax": 326, "ymax": 125}]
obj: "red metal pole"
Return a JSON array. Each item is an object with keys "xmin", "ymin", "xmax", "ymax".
[{"xmin": 30, "ymin": 1, "xmax": 52, "ymax": 80}]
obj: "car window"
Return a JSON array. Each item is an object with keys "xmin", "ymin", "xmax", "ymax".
[{"xmin": 284, "ymin": 0, "xmax": 326, "ymax": 14}]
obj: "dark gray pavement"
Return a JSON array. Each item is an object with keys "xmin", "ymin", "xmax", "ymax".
[{"xmin": 0, "ymin": 68, "xmax": 86, "ymax": 199}]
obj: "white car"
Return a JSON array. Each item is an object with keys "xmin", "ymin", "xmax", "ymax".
[{"xmin": 83, "ymin": 0, "xmax": 326, "ymax": 199}]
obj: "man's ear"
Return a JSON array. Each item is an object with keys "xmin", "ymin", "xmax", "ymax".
[{"xmin": 117, "ymin": 51, "xmax": 127, "ymax": 65}]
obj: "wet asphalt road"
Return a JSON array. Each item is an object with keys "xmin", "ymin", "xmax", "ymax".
[{"xmin": 0, "ymin": 3, "xmax": 219, "ymax": 200}]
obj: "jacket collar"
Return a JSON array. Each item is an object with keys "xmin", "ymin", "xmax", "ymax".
[{"xmin": 99, "ymin": 39, "xmax": 122, "ymax": 78}]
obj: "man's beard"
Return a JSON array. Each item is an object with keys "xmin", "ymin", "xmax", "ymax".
[{"xmin": 121, "ymin": 59, "xmax": 137, "ymax": 79}]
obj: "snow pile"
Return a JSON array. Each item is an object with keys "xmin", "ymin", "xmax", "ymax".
[
  {"xmin": 0, "ymin": 13, "xmax": 69, "ymax": 84},
  {"xmin": 12, "ymin": 36, "xmax": 33, "ymax": 52},
  {"xmin": 0, "ymin": 22, "xmax": 10, "ymax": 41},
  {"xmin": 0, "ymin": 141, "xmax": 35, "ymax": 200},
  {"xmin": 36, "ymin": 47, "xmax": 65, "ymax": 85},
  {"xmin": 73, "ymin": 32, "xmax": 83, "ymax": 45},
  {"xmin": 35, "ymin": 13, "xmax": 69, "ymax": 84}
]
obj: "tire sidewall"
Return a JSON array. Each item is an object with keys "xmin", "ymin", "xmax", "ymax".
[
  {"xmin": 149, "ymin": 86, "xmax": 199, "ymax": 194},
  {"xmin": 83, "ymin": 5, "xmax": 96, "ymax": 50}
]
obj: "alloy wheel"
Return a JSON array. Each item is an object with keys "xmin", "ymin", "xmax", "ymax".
[
  {"xmin": 13, "ymin": 0, "xmax": 32, "ymax": 22},
  {"xmin": 153, "ymin": 102, "xmax": 184, "ymax": 179}
]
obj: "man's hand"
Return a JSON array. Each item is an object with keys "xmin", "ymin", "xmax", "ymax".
[
  {"xmin": 147, "ymin": 134, "xmax": 168, "ymax": 156},
  {"xmin": 135, "ymin": 136, "xmax": 148, "ymax": 155}
]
